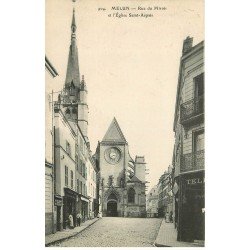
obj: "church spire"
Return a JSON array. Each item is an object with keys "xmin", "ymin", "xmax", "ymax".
[
  {"xmin": 71, "ymin": 8, "xmax": 76, "ymax": 33},
  {"xmin": 65, "ymin": 8, "xmax": 80, "ymax": 88}
]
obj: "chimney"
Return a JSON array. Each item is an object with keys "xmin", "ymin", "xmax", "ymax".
[{"xmin": 182, "ymin": 36, "xmax": 193, "ymax": 55}]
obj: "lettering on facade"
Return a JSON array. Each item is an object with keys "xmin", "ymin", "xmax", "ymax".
[{"xmin": 186, "ymin": 178, "xmax": 205, "ymax": 185}]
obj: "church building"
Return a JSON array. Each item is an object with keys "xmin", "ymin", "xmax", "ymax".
[
  {"xmin": 52, "ymin": 8, "xmax": 98, "ymax": 231},
  {"xmin": 95, "ymin": 118, "xmax": 147, "ymax": 217}
]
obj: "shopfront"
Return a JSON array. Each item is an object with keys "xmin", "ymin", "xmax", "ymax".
[
  {"xmin": 63, "ymin": 188, "xmax": 77, "ymax": 229},
  {"xmin": 54, "ymin": 195, "xmax": 63, "ymax": 231},
  {"xmin": 177, "ymin": 171, "xmax": 205, "ymax": 242},
  {"xmin": 80, "ymin": 196, "xmax": 89, "ymax": 222}
]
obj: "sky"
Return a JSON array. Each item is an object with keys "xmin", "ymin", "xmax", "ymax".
[{"xmin": 46, "ymin": 0, "xmax": 204, "ymax": 192}]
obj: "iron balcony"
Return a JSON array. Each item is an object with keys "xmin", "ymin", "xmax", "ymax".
[
  {"xmin": 181, "ymin": 150, "xmax": 205, "ymax": 173},
  {"xmin": 180, "ymin": 95, "xmax": 204, "ymax": 126}
]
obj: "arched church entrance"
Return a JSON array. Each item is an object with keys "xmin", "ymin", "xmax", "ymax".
[{"xmin": 107, "ymin": 193, "xmax": 118, "ymax": 217}]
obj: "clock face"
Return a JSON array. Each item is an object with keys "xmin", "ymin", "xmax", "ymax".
[{"xmin": 105, "ymin": 147, "xmax": 121, "ymax": 164}]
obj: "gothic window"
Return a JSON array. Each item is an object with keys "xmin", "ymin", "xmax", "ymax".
[
  {"xmin": 108, "ymin": 175, "xmax": 114, "ymax": 186},
  {"xmin": 108, "ymin": 193, "xmax": 117, "ymax": 201},
  {"xmin": 128, "ymin": 188, "xmax": 135, "ymax": 203},
  {"xmin": 120, "ymin": 178, "xmax": 124, "ymax": 187}
]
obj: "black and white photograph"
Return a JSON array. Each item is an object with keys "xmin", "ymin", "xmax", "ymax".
[{"xmin": 45, "ymin": 0, "xmax": 204, "ymax": 247}]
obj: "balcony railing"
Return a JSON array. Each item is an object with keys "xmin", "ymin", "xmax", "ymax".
[
  {"xmin": 181, "ymin": 150, "xmax": 205, "ymax": 172},
  {"xmin": 180, "ymin": 95, "xmax": 204, "ymax": 125}
]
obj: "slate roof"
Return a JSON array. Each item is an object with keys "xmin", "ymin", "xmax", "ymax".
[{"xmin": 102, "ymin": 117, "xmax": 127, "ymax": 143}]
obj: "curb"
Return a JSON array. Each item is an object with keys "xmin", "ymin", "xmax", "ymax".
[
  {"xmin": 153, "ymin": 218, "xmax": 166, "ymax": 247},
  {"xmin": 45, "ymin": 218, "xmax": 100, "ymax": 247},
  {"xmin": 154, "ymin": 242, "xmax": 171, "ymax": 247}
]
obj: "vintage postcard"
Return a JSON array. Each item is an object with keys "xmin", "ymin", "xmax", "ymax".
[{"xmin": 45, "ymin": 0, "xmax": 204, "ymax": 247}]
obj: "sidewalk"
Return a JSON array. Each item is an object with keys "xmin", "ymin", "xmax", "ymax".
[
  {"xmin": 45, "ymin": 218, "xmax": 99, "ymax": 247},
  {"xmin": 154, "ymin": 220, "xmax": 205, "ymax": 247}
]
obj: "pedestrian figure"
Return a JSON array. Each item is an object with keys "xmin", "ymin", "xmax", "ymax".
[
  {"xmin": 165, "ymin": 212, "xmax": 169, "ymax": 223},
  {"xmin": 76, "ymin": 212, "xmax": 82, "ymax": 226},
  {"xmin": 169, "ymin": 211, "xmax": 173, "ymax": 223},
  {"xmin": 68, "ymin": 214, "xmax": 74, "ymax": 229}
]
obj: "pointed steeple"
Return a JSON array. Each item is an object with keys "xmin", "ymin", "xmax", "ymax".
[
  {"xmin": 65, "ymin": 8, "xmax": 80, "ymax": 88},
  {"xmin": 71, "ymin": 8, "xmax": 76, "ymax": 33},
  {"xmin": 102, "ymin": 117, "xmax": 127, "ymax": 143}
]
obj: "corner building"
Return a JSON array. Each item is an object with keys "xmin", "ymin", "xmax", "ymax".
[
  {"xmin": 95, "ymin": 118, "xmax": 146, "ymax": 217},
  {"xmin": 172, "ymin": 37, "xmax": 204, "ymax": 242}
]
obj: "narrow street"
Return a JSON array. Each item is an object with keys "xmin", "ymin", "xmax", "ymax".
[{"xmin": 50, "ymin": 217, "xmax": 162, "ymax": 247}]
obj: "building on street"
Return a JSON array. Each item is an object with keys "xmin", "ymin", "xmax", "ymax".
[
  {"xmin": 146, "ymin": 185, "xmax": 158, "ymax": 217},
  {"xmin": 95, "ymin": 118, "xmax": 147, "ymax": 217},
  {"xmin": 172, "ymin": 37, "xmax": 205, "ymax": 242},
  {"xmin": 49, "ymin": 8, "xmax": 99, "ymax": 232},
  {"xmin": 45, "ymin": 56, "xmax": 58, "ymax": 235},
  {"xmin": 157, "ymin": 166, "xmax": 173, "ymax": 218}
]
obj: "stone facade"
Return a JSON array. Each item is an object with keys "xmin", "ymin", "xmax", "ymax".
[
  {"xmin": 95, "ymin": 118, "xmax": 146, "ymax": 217},
  {"xmin": 146, "ymin": 185, "xmax": 158, "ymax": 217}
]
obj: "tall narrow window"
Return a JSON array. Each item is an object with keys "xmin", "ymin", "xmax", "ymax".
[
  {"xmin": 83, "ymin": 184, "xmax": 86, "ymax": 196},
  {"xmin": 66, "ymin": 141, "xmax": 71, "ymax": 156},
  {"xmin": 194, "ymin": 73, "xmax": 204, "ymax": 114},
  {"xmin": 193, "ymin": 130, "xmax": 205, "ymax": 170},
  {"xmin": 80, "ymin": 138, "xmax": 83, "ymax": 152},
  {"xmin": 83, "ymin": 162, "xmax": 85, "ymax": 178},
  {"xmin": 128, "ymin": 188, "xmax": 135, "ymax": 203},
  {"xmin": 77, "ymin": 179, "xmax": 79, "ymax": 193},
  {"xmin": 194, "ymin": 73, "xmax": 204, "ymax": 98},
  {"xmin": 80, "ymin": 181, "xmax": 82, "ymax": 194},
  {"xmin": 79, "ymin": 159, "xmax": 83, "ymax": 175},
  {"xmin": 75, "ymin": 155, "xmax": 78, "ymax": 171},
  {"xmin": 194, "ymin": 131, "xmax": 205, "ymax": 152},
  {"xmin": 65, "ymin": 166, "xmax": 68, "ymax": 186},
  {"xmin": 70, "ymin": 170, "xmax": 73, "ymax": 188}
]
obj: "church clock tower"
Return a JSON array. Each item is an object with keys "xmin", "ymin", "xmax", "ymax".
[
  {"xmin": 96, "ymin": 118, "xmax": 146, "ymax": 217},
  {"xmin": 57, "ymin": 8, "xmax": 89, "ymax": 138}
]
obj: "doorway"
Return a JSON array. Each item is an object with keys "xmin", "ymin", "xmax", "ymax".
[
  {"xmin": 56, "ymin": 206, "xmax": 61, "ymax": 231},
  {"xmin": 107, "ymin": 201, "xmax": 118, "ymax": 217}
]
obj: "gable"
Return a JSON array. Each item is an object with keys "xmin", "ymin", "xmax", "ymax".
[
  {"xmin": 102, "ymin": 118, "xmax": 127, "ymax": 143},
  {"xmin": 128, "ymin": 175, "xmax": 142, "ymax": 183}
]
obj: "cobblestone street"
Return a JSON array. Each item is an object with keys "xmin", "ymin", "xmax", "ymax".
[{"xmin": 50, "ymin": 217, "xmax": 162, "ymax": 247}]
